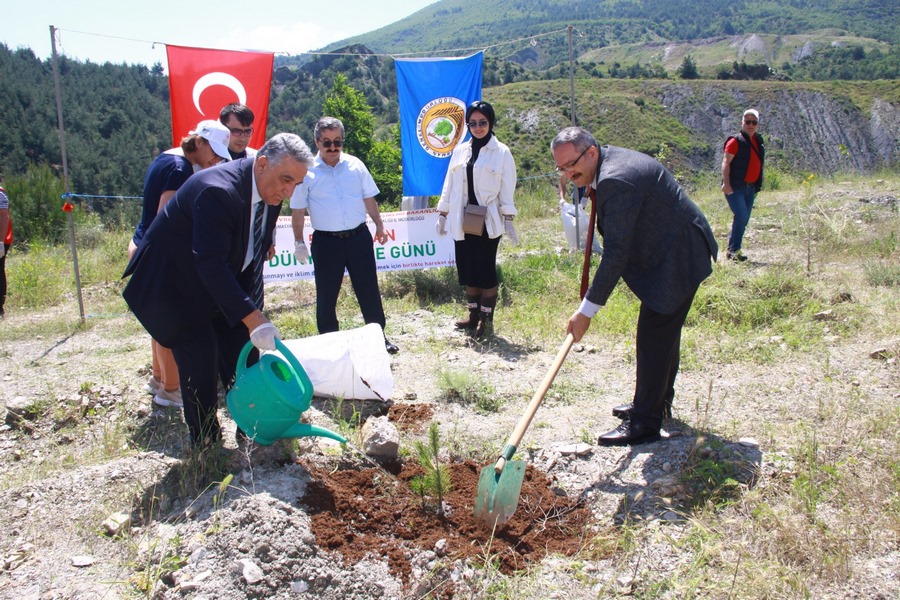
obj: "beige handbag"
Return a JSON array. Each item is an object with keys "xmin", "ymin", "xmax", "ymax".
[{"xmin": 462, "ymin": 204, "xmax": 487, "ymax": 235}]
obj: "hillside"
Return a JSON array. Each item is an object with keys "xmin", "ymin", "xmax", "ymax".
[
  {"xmin": 581, "ymin": 31, "xmax": 894, "ymax": 75},
  {"xmin": 488, "ymin": 79, "xmax": 900, "ymax": 179},
  {"xmin": 330, "ymin": 0, "xmax": 898, "ymax": 69}
]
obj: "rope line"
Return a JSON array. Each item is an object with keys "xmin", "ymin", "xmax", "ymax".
[
  {"xmin": 52, "ymin": 25, "xmax": 575, "ymax": 61},
  {"xmin": 61, "ymin": 172, "xmax": 560, "ymax": 201},
  {"xmin": 62, "ymin": 193, "xmax": 142, "ymax": 200}
]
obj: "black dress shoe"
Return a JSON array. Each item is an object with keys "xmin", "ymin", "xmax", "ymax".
[
  {"xmin": 597, "ymin": 419, "xmax": 661, "ymax": 446},
  {"xmin": 612, "ymin": 402, "xmax": 633, "ymax": 419},
  {"xmin": 384, "ymin": 338, "xmax": 399, "ymax": 354}
]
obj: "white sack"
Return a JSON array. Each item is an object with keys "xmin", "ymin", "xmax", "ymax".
[
  {"xmin": 560, "ymin": 200, "xmax": 602, "ymax": 254},
  {"xmin": 279, "ymin": 323, "xmax": 394, "ymax": 401}
]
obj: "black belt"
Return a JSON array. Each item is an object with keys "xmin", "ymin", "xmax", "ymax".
[{"xmin": 316, "ymin": 223, "xmax": 367, "ymax": 239}]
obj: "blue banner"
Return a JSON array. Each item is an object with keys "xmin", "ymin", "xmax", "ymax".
[{"xmin": 395, "ymin": 53, "xmax": 483, "ymax": 196}]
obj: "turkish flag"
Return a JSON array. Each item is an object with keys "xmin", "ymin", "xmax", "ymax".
[{"xmin": 166, "ymin": 45, "xmax": 274, "ymax": 150}]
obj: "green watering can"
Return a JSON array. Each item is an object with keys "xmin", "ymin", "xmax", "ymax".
[{"xmin": 226, "ymin": 339, "xmax": 346, "ymax": 446}]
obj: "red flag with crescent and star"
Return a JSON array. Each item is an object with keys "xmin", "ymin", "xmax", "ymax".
[{"xmin": 166, "ymin": 45, "xmax": 274, "ymax": 150}]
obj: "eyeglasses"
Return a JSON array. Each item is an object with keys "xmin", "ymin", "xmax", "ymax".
[
  {"xmin": 468, "ymin": 119, "xmax": 489, "ymax": 129},
  {"xmin": 555, "ymin": 146, "xmax": 591, "ymax": 174},
  {"xmin": 228, "ymin": 126, "xmax": 253, "ymax": 137},
  {"xmin": 744, "ymin": 120, "xmax": 758, "ymax": 125},
  {"xmin": 320, "ymin": 139, "xmax": 343, "ymax": 148}
]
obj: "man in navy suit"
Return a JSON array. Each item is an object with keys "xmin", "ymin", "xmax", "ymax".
[
  {"xmin": 123, "ymin": 133, "xmax": 314, "ymax": 447},
  {"xmin": 551, "ymin": 126, "xmax": 718, "ymax": 446}
]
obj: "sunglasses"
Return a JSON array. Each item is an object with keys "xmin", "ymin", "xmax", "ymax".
[
  {"xmin": 320, "ymin": 139, "xmax": 343, "ymax": 148},
  {"xmin": 228, "ymin": 126, "xmax": 253, "ymax": 137},
  {"xmin": 744, "ymin": 120, "xmax": 758, "ymax": 125},
  {"xmin": 468, "ymin": 119, "xmax": 489, "ymax": 129}
]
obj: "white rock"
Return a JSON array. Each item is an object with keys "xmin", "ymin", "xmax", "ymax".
[
  {"xmin": 102, "ymin": 512, "xmax": 131, "ymax": 537},
  {"xmin": 291, "ymin": 580, "xmax": 310, "ymax": 593},
  {"xmin": 189, "ymin": 547, "xmax": 208, "ymax": 564},
  {"xmin": 71, "ymin": 555, "xmax": 94, "ymax": 567},
  {"xmin": 557, "ymin": 443, "xmax": 592, "ymax": 456},
  {"xmin": 360, "ymin": 416, "xmax": 400, "ymax": 458},
  {"xmin": 738, "ymin": 437, "xmax": 760, "ymax": 448},
  {"xmin": 651, "ymin": 475, "xmax": 678, "ymax": 490},
  {"xmin": 240, "ymin": 559, "xmax": 265, "ymax": 584}
]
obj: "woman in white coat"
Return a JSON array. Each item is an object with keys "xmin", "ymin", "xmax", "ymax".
[{"xmin": 435, "ymin": 101, "xmax": 518, "ymax": 338}]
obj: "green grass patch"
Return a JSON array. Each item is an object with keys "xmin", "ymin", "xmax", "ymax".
[{"xmin": 436, "ymin": 366, "xmax": 501, "ymax": 413}]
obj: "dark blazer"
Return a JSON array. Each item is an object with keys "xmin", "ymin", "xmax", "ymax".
[
  {"xmin": 123, "ymin": 158, "xmax": 280, "ymax": 347},
  {"xmin": 587, "ymin": 146, "xmax": 718, "ymax": 315}
]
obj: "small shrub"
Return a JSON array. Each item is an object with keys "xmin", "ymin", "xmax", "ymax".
[
  {"xmin": 864, "ymin": 261, "xmax": 900, "ymax": 287},
  {"xmin": 436, "ymin": 367, "xmax": 501, "ymax": 413}
]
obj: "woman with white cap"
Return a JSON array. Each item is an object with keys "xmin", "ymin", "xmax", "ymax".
[{"xmin": 128, "ymin": 119, "xmax": 232, "ymax": 408}]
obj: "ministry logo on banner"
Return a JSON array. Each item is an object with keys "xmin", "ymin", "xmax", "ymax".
[
  {"xmin": 166, "ymin": 45, "xmax": 274, "ymax": 150},
  {"xmin": 396, "ymin": 53, "xmax": 483, "ymax": 196}
]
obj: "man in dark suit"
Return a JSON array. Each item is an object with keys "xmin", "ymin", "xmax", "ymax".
[
  {"xmin": 551, "ymin": 126, "xmax": 718, "ymax": 446},
  {"xmin": 123, "ymin": 133, "xmax": 314, "ymax": 447}
]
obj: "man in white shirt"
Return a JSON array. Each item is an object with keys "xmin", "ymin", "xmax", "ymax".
[{"xmin": 290, "ymin": 117, "xmax": 398, "ymax": 354}]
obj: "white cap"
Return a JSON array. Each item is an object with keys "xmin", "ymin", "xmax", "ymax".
[
  {"xmin": 743, "ymin": 109, "xmax": 760, "ymax": 120},
  {"xmin": 189, "ymin": 120, "xmax": 232, "ymax": 161}
]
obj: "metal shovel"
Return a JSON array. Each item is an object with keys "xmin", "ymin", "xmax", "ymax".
[{"xmin": 474, "ymin": 333, "xmax": 575, "ymax": 529}]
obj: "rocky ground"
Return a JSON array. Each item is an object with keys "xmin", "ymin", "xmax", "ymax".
[{"xmin": 0, "ymin": 184, "xmax": 897, "ymax": 599}]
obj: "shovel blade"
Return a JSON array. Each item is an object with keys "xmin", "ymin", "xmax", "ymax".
[{"xmin": 474, "ymin": 460, "xmax": 527, "ymax": 529}]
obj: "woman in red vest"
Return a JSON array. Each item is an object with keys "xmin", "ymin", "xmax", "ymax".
[
  {"xmin": 0, "ymin": 183, "xmax": 12, "ymax": 319},
  {"xmin": 721, "ymin": 109, "xmax": 765, "ymax": 262}
]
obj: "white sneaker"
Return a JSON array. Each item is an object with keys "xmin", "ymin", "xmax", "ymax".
[
  {"xmin": 153, "ymin": 388, "xmax": 183, "ymax": 408},
  {"xmin": 143, "ymin": 376, "xmax": 161, "ymax": 395}
]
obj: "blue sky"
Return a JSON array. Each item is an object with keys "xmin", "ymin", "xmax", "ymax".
[{"xmin": 6, "ymin": 0, "xmax": 439, "ymax": 68}]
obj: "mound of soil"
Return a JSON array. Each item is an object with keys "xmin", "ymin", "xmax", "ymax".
[
  {"xmin": 301, "ymin": 460, "xmax": 589, "ymax": 582},
  {"xmin": 387, "ymin": 402, "xmax": 434, "ymax": 432}
]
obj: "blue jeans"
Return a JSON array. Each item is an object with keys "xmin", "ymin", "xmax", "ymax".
[{"xmin": 726, "ymin": 184, "xmax": 756, "ymax": 253}]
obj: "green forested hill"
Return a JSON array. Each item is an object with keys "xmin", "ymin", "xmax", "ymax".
[
  {"xmin": 331, "ymin": 0, "xmax": 897, "ymax": 68},
  {"xmin": 0, "ymin": 45, "xmax": 170, "ymax": 196}
]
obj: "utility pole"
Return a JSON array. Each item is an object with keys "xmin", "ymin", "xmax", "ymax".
[
  {"xmin": 50, "ymin": 26, "xmax": 85, "ymax": 322},
  {"xmin": 567, "ymin": 25, "xmax": 580, "ymax": 249}
]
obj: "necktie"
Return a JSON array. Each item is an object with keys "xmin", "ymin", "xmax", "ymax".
[
  {"xmin": 251, "ymin": 202, "xmax": 265, "ymax": 310},
  {"xmin": 580, "ymin": 189, "xmax": 597, "ymax": 299}
]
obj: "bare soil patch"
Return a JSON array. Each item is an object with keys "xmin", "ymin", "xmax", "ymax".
[{"xmin": 301, "ymin": 461, "xmax": 588, "ymax": 582}]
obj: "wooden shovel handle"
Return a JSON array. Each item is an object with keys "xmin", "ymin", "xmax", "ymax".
[{"xmin": 495, "ymin": 333, "xmax": 575, "ymax": 473}]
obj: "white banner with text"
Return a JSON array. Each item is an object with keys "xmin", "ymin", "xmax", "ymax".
[{"xmin": 264, "ymin": 208, "xmax": 455, "ymax": 283}]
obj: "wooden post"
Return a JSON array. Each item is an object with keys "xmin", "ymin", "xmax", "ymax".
[{"xmin": 50, "ymin": 26, "xmax": 85, "ymax": 322}]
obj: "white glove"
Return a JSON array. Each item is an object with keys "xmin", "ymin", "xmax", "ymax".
[
  {"xmin": 249, "ymin": 322, "xmax": 281, "ymax": 351},
  {"xmin": 504, "ymin": 219, "xmax": 519, "ymax": 246},
  {"xmin": 294, "ymin": 241, "xmax": 309, "ymax": 264},
  {"xmin": 435, "ymin": 214, "xmax": 447, "ymax": 236},
  {"xmin": 0, "ymin": 245, "xmax": 5, "ymax": 259}
]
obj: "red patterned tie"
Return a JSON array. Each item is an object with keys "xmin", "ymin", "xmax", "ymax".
[{"xmin": 580, "ymin": 188, "xmax": 597, "ymax": 299}]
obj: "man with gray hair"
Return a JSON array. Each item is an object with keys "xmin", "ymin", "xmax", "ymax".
[
  {"xmin": 124, "ymin": 133, "xmax": 314, "ymax": 447},
  {"xmin": 551, "ymin": 126, "xmax": 717, "ymax": 446},
  {"xmin": 290, "ymin": 117, "xmax": 398, "ymax": 354}
]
